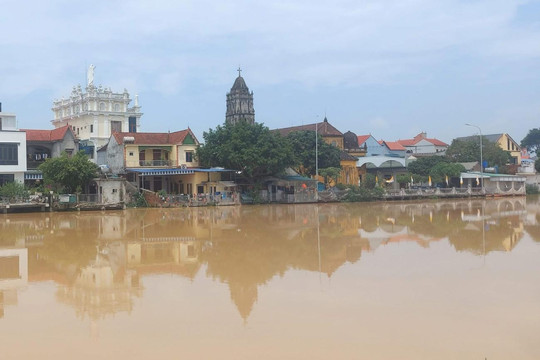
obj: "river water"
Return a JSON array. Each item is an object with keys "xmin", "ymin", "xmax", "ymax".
[{"xmin": 1, "ymin": 197, "xmax": 539, "ymax": 359}]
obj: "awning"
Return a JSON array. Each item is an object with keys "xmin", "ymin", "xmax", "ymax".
[
  {"xmin": 126, "ymin": 168, "xmax": 194, "ymax": 176},
  {"xmin": 25, "ymin": 171, "xmax": 43, "ymax": 180}
]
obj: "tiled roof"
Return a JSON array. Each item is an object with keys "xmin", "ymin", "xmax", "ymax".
[
  {"xmin": 396, "ymin": 132, "xmax": 448, "ymax": 147},
  {"xmin": 23, "ymin": 125, "xmax": 73, "ymax": 142},
  {"xmin": 397, "ymin": 139, "xmax": 416, "ymax": 146},
  {"xmin": 340, "ymin": 151, "xmax": 358, "ymax": 161},
  {"xmin": 357, "ymin": 135, "xmax": 371, "ymax": 145},
  {"xmin": 112, "ymin": 129, "xmax": 199, "ymax": 145},
  {"xmin": 456, "ymin": 134, "xmax": 502, "ymax": 143},
  {"xmin": 382, "ymin": 141, "xmax": 406, "ymax": 151},
  {"xmin": 274, "ymin": 118, "xmax": 343, "ymax": 137}
]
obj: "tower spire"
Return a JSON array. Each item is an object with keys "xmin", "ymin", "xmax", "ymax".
[{"xmin": 226, "ymin": 69, "xmax": 255, "ymax": 125}]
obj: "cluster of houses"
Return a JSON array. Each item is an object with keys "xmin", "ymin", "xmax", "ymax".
[{"xmin": 0, "ymin": 67, "xmax": 534, "ymax": 204}]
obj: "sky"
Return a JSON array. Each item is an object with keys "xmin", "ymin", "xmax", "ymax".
[{"xmin": 1, "ymin": 0, "xmax": 540, "ymax": 145}]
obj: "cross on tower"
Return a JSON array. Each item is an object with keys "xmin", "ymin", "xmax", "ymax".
[{"xmin": 237, "ymin": 66, "xmax": 242, "ymax": 77}]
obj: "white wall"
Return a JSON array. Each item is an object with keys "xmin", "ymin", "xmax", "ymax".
[{"xmin": 0, "ymin": 130, "xmax": 27, "ymax": 182}]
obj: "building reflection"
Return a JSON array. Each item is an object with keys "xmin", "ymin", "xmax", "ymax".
[{"xmin": 0, "ymin": 197, "xmax": 529, "ymax": 322}]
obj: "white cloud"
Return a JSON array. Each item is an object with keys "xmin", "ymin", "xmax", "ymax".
[{"xmin": 1, "ymin": 0, "xmax": 539, "ymax": 138}]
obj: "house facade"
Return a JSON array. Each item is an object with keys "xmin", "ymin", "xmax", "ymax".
[
  {"xmin": 357, "ymin": 134, "xmax": 383, "ymax": 156},
  {"xmin": 23, "ymin": 125, "xmax": 79, "ymax": 170},
  {"xmin": 0, "ymin": 106, "xmax": 27, "ymax": 185},
  {"xmin": 99, "ymin": 129, "xmax": 231, "ymax": 196}
]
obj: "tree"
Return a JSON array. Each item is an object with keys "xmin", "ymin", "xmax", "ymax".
[
  {"xmin": 407, "ymin": 156, "xmax": 448, "ymax": 176},
  {"xmin": 39, "ymin": 151, "xmax": 98, "ymax": 193},
  {"xmin": 196, "ymin": 122, "xmax": 296, "ymax": 183},
  {"xmin": 0, "ymin": 181, "xmax": 28, "ymax": 202},
  {"xmin": 286, "ymin": 130, "xmax": 341, "ymax": 177},
  {"xmin": 446, "ymin": 138, "xmax": 510, "ymax": 169},
  {"xmin": 429, "ymin": 162, "xmax": 465, "ymax": 184},
  {"xmin": 319, "ymin": 167, "xmax": 341, "ymax": 187},
  {"xmin": 521, "ymin": 128, "xmax": 540, "ymax": 155}
]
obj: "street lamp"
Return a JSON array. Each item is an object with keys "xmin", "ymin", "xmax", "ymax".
[{"xmin": 465, "ymin": 123, "xmax": 484, "ymax": 193}]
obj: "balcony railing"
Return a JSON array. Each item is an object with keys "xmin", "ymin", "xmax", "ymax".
[{"xmin": 139, "ymin": 160, "xmax": 172, "ymax": 167}]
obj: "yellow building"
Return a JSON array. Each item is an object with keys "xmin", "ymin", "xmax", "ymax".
[{"xmin": 99, "ymin": 129, "xmax": 232, "ymax": 195}]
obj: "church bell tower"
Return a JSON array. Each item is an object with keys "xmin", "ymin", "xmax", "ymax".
[{"xmin": 226, "ymin": 68, "xmax": 255, "ymax": 125}]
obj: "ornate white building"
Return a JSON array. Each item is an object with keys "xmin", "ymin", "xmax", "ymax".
[
  {"xmin": 226, "ymin": 68, "xmax": 255, "ymax": 125},
  {"xmin": 51, "ymin": 65, "xmax": 143, "ymax": 160}
]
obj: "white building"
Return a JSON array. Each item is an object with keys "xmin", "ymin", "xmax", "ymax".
[
  {"xmin": 0, "ymin": 104, "xmax": 27, "ymax": 185},
  {"xmin": 51, "ymin": 65, "xmax": 143, "ymax": 161},
  {"xmin": 397, "ymin": 132, "xmax": 448, "ymax": 156}
]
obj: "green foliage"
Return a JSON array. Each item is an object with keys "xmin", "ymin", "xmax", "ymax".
[
  {"xmin": 535, "ymin": 159, "xmax": 540, "ymax": 173},
  {"xmin": 0, "ymin": 182, "xmax": 28, "ymax": 202},
  {"xmin": 526, "ymin": 184, "xmax": 540, "ymax": 195},
  {"xmin": 341, "ymin": 185, "xmax": 385, "ymax": 202},
  {"xmin": 128, "ymin": 192, "xmax": 149, "ymax": 207},
  {"xmin": 286, "ymin": 130, "xmax": 341, "ymax": 177},
  {"xmin": 396, "ymin": 173, "xmax": 412, "ymax": 185},
  {"xmin": 521, "ymin": 128, "xmax": 540, "ymax": 155},
  {"xmin": 39, "ymin": 151, "xmax": 99, "ymax": 193},
  {"xmin": 362, "ymin": 173, "xmax": 377, "ymax": 189},
  {"xmin": 197, "ymin": 122, "xmax": 296, "ymax": 183},
  {"xmin": 446, "ymin": 138, "xmax": 510, "ymax": 168},
  {"xmin": 319, "ymin": 167, "xmax": 342, "ymax": 186},
  {"xmin": 407, "ymin": 156, "xmax": 448, "ymax": 176},
  {"xmin": 429, "ymin": 162, "xmax": 466, "ymax": 184}
]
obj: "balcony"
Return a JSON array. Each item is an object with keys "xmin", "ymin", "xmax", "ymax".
[{"xmin": 139, "ymin": 160, "xmax": 173, "ymax": 167}]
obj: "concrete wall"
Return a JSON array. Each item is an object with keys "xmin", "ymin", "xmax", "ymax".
[
  {"xmin": 177, "ymin": 144, "xmax": 199, "ymax": 167},
  {"xmin": 95, "ymin": 178, "xmax": 126, "ymax": 204},
  {"xmin": 52, "ymin": 131, "xmax": 78, "ymax": 157},
  {"xmin": 105, "ymin": 137, "xmax": 125, "ymax": 174}
]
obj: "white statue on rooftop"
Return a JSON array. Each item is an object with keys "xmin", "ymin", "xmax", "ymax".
[{"xmin": 87, "ymin": 64, "xmax": 95, "ymax": 86}]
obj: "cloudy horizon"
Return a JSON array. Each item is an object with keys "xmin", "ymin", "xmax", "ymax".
[{"xmin": 2, "ymin": 0, "xmax": 539, "ymax": 145}]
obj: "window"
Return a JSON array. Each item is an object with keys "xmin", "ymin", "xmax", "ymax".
[
  {"xmin": 111, "ymin": 121, "xmax": 122, "ymax": 133},
  {"xmin": 100, "ymin": 102, "xmax": 105, "ymax": 111},
  {"xmin": 186, "ymin": 151, "xmax": 193, "ymax": 162},
  {"xmin": 90, "ymin": 124, "xmax": 93, "ymax": 133},
  {"xmin": 114, "ymin": 104, "xmax": 120, "ymax": 112},
  {"xmin": 0, "ymin": 118, "xmax": 2, "ymax": 130},
  {"xmin": 0, "ymin": 174, "xmax": 15, "ymax": 186},
  {"xmin": 0, "ymin": 143, "xmax": 18, "ymax": 165},
  {"xmin": 129, "ymin": 152, "xmax": 134, "ymax": 156},
  {"xmin": 129, "ymin": 116, "xmax": 137, "ymax": 133}
]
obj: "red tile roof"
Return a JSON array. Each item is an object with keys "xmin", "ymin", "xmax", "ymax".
[
  {"xmin": 357, "ymin": 135, "xmax": 371, "ymax": 145},
  {"xmin": 274, "ymin": 118, "xmax": 343, "ymax": 137},
  {"xmin": 397, "ymin": 132, "xmax": 448, "ymax": 147},
  {"xmin": 112, "ymin": 129, "xmax": 199, "ymax": 145},
  {"xmin": 23, "ymin": 125, "xmax": 74, "ymax": 142},
  {"xmin": 382, "ymin": 141, "xmax": 406, "ymax": 151}
]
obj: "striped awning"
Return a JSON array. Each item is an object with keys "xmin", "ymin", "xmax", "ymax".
[
  {"xmin": 126, "ymin": 168, "xmax": 194, "ymax": 176},
  {"xmin": 25, "ymin": 171, "xmax": 43, "ymax": 180}
]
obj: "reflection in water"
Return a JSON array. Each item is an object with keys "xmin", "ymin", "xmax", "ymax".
[
  {"xmin": 1, "ymin": 197, "xmax": 539, "ymax": 358},
  {"xmin": 0, "ymin": 198, "xmax": 531, "ymax": 321}
]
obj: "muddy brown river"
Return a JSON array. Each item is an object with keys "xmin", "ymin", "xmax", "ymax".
[{"xmin": 1, "ymin": 197, "xmax": 539, "ymax": 359}]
